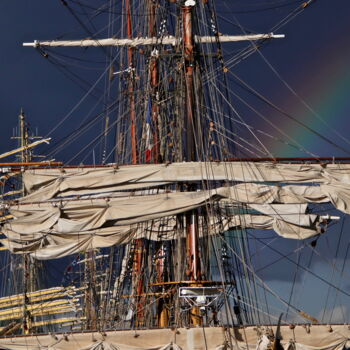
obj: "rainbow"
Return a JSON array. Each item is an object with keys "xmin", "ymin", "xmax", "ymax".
[{"xmin": 270, "ymin": 37, "xmax": 350, "ymax": 157}]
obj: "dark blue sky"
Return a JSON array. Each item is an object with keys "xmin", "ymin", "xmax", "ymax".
[
  {"xmin": 0, "ymin": 1, "xmax": 349, "ymax": 160},
  {"xmin": 0, "ymin": 0, "xmax": 350, "ymax": 323}
]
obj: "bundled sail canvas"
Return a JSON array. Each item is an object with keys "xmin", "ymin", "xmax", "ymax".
[{"xmin": 3, "ymin": 170, "xmax": 345, "ymax": 258}]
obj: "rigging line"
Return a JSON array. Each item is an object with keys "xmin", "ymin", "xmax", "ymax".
[
  {"xmin": 329, "ymin": 239, "xmax": 350, "ymax": 323},
  {"xmin": 44, "ymin": 93, "xmax": 122, "ymax": 157},
  {"xmin": 249, "ymin": 229, "xmax": 273, "ymax": 323},
  {"xmin": 219, "ymin": 0, "xmax": 305, "ymax": 15},
  {"xmin": 209, "ymin": 232, "xmax": 238, "ymax": 327},
  {"xmin": 228, "ymin": 71, "xmax": 350, "ymax": 156},
  {"xmin": 46, "ymin": 93, "xmax": 113, "ymax": 149},
  {"xmin": 43, "ymin": 51, "xmax": 105, "ymax": 100},
  {"xmin": 202, "ymin": 103, "xmax": 312, "ymax": 155},
  {"xmin": 251, "ymin": 38, "xmax": 350, "ymax": 149},
  {"xmin": 44, "ymin": 51, "xmax": 105, "ymax": 70},
  {"xmin": 227, "ymin": 294, "xmax": 283, "ymax": 323},
  {"xmin": 307, "ymin": 238, "xmax": 350, "ymax": 285},
  {"xmin": 68, "ymin": 0, "xmax": 166, "ymax": 18},
  {"xmin": 46, "ymin": 104, "xmax": 111, "ymax": 158},
  {"xmin": 65, "ymin": 91, "xmax": 146, "ymax": 164},
  {"xmin": 321, "ymin": 219, "xmax": 345, "ymax": 322},
  {"xmin": 229, "ymin": 11, "xmax": 350, "ymax": 155},
  {"xmin": 285, "ymin": 241, "xmax": 302, "ymax": 321},
  {"xmin": 76, "ymin": 0, "xmax": 100, "ymax": 34},
  {"xmin": 216, "ymin": 14, "xmax": 254, "ymax": 33},
  {"xmin": 212, "ymin": 122, "xmax": 269, "ymax": 156},
  {"xmin": 201, "ymin": 44, "xmax": 257, "ymax": 86},
  {"xmin": 45, "ymin": 51, "xmax": 120, "ymax": 138},
  {"xmin": 233, "ymin": 291, "xmax": 290, "ymax": 320},
  {"xmin": 213, "ymin": 128, "xmax": 266, "ymax": 158},
  {"xmin": 221, "ymin": 75, "xmax": 319, "ymax": 157},
  {"xmin": 42, "ymin": 50, "xmax": 106, "ymax": 64},
  {"xmin": 70, "ymin": 4, "xmax": 123, "ymax": 41},
  {"xmin": 207, "ymin": 77, "xmax": 275, "ymax": 159},
  {"xmin": 207, "ymin": 96, "xmax": 304, "ymax": 157},
  {"xmin": 201, "ymin": 4, "xmax": 239, "ymax": 158},
  {"xmin": 60, "ymin": 0, "xmax": 110, "ymax": 58},
  {"xmin": 255, "ymin": 241, "xmax": 307, "ymax": 273},
  {"xmin": 248, "ymin": 232, "xmax": 350, "ymax": 299},
  {"xmin": 217, "ymin": 234, "xmax": 304, "ymax": 321},
  {"xmin": 270, "ymin": 0, "xmax": 317, "ymax": 33}
]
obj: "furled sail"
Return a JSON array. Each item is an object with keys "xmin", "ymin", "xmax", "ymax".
[
  {"xmin": 1, "ymin": 212, "xmax": 323, "ymax": 259},
  {"xmin": 3, "ymin": 161, "xmax": 349, "ymax": 258},
  {"xmin": 20, "ymin": 162, "xmax": 350, "ymax": 202},
  {"xmin": 23, "ymin": 33, "xmax": 284, "ymax": 48},
  {"xmin": 0, "ymin": 325, "xmax": 349, "ymax": 350},
  {"xmin": 2, "ymin": 177, "xmax": 340, "ymax": 258}
]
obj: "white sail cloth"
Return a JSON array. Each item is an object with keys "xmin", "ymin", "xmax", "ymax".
[
  {"xmin": 7, "ymin": 184, "xmax": 337, "ymax": 234},
  {"xmin": 5, "ymin": 184, "xmax": 330, "ymax": 233},
  {"xmin": 20, "ymin": 162, "xmax": 350, "ymax": 202},
  {"xmin": 3, "ymin": 170, "xmax": 350, "ymax": 259},
  {"xmin": 24, "ymin": 33, "xmax": 283, "ymax": 48},
  {"xmin": 0, "ymin": 326, "xmax": 349, "ymax": 350},
  {"xmin": 1, "ymin": 183, "xmax": 328, "ymax": 259},
  {"xmin": 9, "ymin": 182, "xmax": 350, "ymax": 230},
  {"xmin": 0, "ymin": 213, "xmax": 322, "ymax": 259}
]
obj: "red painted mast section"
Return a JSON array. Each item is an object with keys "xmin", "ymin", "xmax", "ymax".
[
  {"xmin": 182, "ymin": 3, "xmax": 202, "ymax": 326},
  {"xmin": 133, "ymin": 238, "xmax": 144, "ymax": 327},
  {"xmin": 125, "ymin": 0, "xmax": 143, "ymax": 327},
  {"xmin": 149, "ymin": 1, "xmax": 160, "ymax": 163},
  {"xmin": 183, "ymin": 5, "xmax": 196, "ymax": 163},
  {"xmin": 126, "ymin": 0, "xmax": 138, "ymax": 164}
]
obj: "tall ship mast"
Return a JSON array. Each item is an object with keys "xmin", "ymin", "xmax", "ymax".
[{"xmin": 0, "ymin": 1, "xmax": 350, "ymax": 349}]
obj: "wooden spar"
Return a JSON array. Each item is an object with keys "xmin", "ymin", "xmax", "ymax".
[
  {"xmin": 182, "ymin": 3, "xmax": 202, "ymax": 327},
  {"xmin": 126, "ymin": 0, "xmax": 138, "ymax": 165},
  {"xmin": 147, "ymin": 0, "xmax": 169, "ymax": 328},
  {"xmin": 84, "ymin": 250, "xmax": 97, "ymax": 330},
  {"xmin": 0, "ymin": 190, "xmax": 22, "ymax": 198},
  {"xmin": 0, "ymin": 287, "xmax": 75, "ymax": 304},
  {"xmin": 4, "ymin": 156, "xmax": 347, "ymax": 171},
  {"xmin": 0, "ymin": 215, "xmax": 13, "ymax": 223},
  {"xmin": 150, "ymin": 53, "xmax": 160, "ymax": 164},
  {"xmin": 156, "ymin": 245, "xmax": 169, "ymax": 327},
  {"xmin": 134, "ymin": 239, "xmax": 145, "ymax": 327},
  {"xmin": 0, "ymin": 162, "xmax": 62, "ymax": 167},
  {"xmin": 0, "ymin": 305, "xmax": 79, "ymax": 322},
  {"xmin": 23, "ymin": 34, "xmax": 285, "ymax": 48},
  {"xmin": 183, "ymin": 5, "xmax": 196, "ymax": 163},
  {"xmin": 0, "ymin": 292, "xmax": 76, "ymax": 308},
  {"xmin": 123, "ymin": 0, "xmax": 145, "ymax": 328},
  {"xmin": 149, "ymin": 1, "xmax": 160, "ymax": 164},
  {"xmin": 227, "ymin": 157, "xmax": 350, "ymax": 162},
  {"xmin": 187, "ymin": 211, "xmax": 200, "ymax": 281},
  {"xmin": 0, "ymin": 138, "xmax": 51, "ymax": 160},
  {"xmin": 20, "ymin": 317, "xmax": 84, "ymax": 329},
  {"xmin": 0, "ymin": 299, "xmax": 79, "ymax": 317},
  {"xmin": 19, "ymin": 111, "xmax": 31, "ymax": 335}
]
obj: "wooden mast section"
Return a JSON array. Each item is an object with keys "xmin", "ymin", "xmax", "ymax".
[
  {"xmin": 182, "ymin": 1, "xmax": 202, "ymax": 327},
  {"xmin": 149, "ymin": 1, "xmax": 161, "ymax": 164},
  {"xmin": 126, "ymin": 0, "xmax": 138, "ymax": 165},
  {"xmin": 18, "ymin": 111, "xmax": 32, "ymax": 334},
  {"xmin": 125, "ymin": 0, "xmax": 145, "ymax": 328}
]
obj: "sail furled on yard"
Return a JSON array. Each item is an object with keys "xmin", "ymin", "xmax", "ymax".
[
  {"xmin": 1, "ymin": 162, "xmax": 349, "ymax": 259},
  {"xmin": 21, "ymin": 162, "xmax": 350, "ymax": 201},
  {"xmin": 1, "ymin": 210, "xmax": 322, "ymax": 259},
  {"xmin": 0, "ymin": 325, "xmax": 349, "ymax": 350}
]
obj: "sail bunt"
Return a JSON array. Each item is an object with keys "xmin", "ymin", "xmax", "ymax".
[{"xmin": 1, "ymin": 161, "xmax": 348, "ymax": 259}]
